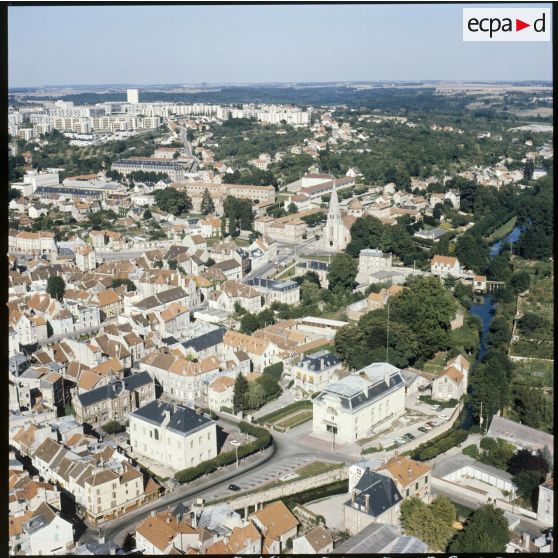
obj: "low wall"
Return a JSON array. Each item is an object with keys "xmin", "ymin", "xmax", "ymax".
[
  {"xmin": 381, "ymin": 401, "xmax": 464, "ymax": 461},
  {"xmin": 431, "ymin": 477, "xmax": 537, "ymax": 520},
  {"xmin": 223, "ymin": 468, "xmax": 348, "ymax": 511}
]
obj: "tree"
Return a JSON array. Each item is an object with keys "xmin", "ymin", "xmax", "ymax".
[
  {"xmin": 154, "ymin": 260, "xmax": 163, "ymax": 268},
  {"xmin": 102, "ymin": 420, "xmax": 125, "ymax": 434},
  {"xmin": 513, "ymin": 470, "xmax": 544, "ymax": 508},
  {"xmin": 507, "ymin": 449, "xmax": 550, "ymax": 477},
  {"xmin": 240, "ymin": 313, "xmax": 260, "ymax": 335},
  {"xmin": 478, "ymin": 437, "xmax": 515, "ymax": 469},
  {"xmin": 154, "ymin": 188, "xmax": 192, "ymax": 216},
  {"xmin": 390, "ymin": 276, "xmax": 457, "ymax": 360},
  {"xmin": 256, "ymin": 374, "xmax": 282, "ymax": 402},
  {"xmin": 233, "ymin": 373, "xmax": 249, "ymax": 413},
  {"xmin": 449, "ymin": 505, "xmax": 510, "ymax": 553},
  {"xmin": 518, "ymin": 313, "xmax": 546, "ymax": 335},
  {"xmin": 111, "ymin": 278, "xmax": 137, "ymax": 292},
  {"xmin": 168, "ymin": 259, "xmax": 178, "ymax": 270},
  {"xmin": 200, "ymin": 189, "xmax": 215, "ymax": 215},
  {"xmin": 287, "ymin": 202, "xmax": 298, "ymax": 214},
  {"xmin": 400, "ymin": 497, "xmax": 456, "ymax": 551},
  {"xmin": 509, "ymin": 271, "xmax": 530, "ymax": 294},
  {"xmin": 143, "ymin": 209, "xmax": 152, "ymax": 219},
  {"xmin": 47, "ymin": 275, "xmax": 65, "ymax": 301},
  {"xmin": 335, "ymin": 308, "xmax": 419, "ymax": 370},
  {"xmin": 246, "ymin": 382, "xmax": 267, "ymax": 409},
  {"xmin": 327, "ymin": 253, "xmax": 358, "ymax": 292}
]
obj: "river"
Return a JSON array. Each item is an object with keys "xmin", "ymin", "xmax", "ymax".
[{"xmin": 461, "ymin": 225, "xmax": 522, "ymax": 427}]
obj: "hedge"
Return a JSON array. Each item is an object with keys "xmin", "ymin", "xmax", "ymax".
[
  {"xmin": 175, "ymin": 422, "xmax": 272, "ymax": 483},
  {"xmin": 263, "ymin": 362, "xmax": 284, "ymax": 381},
  {"xmin": 255, "ymin": 400, "xmax": 312, "ymax": 425},
  {"xmin": 407, "ymin": 429, "xmax": 469, "ymax": 461}
]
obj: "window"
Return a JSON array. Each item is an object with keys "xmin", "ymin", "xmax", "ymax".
[
  {"xmin": 406, "ymin": 489, "xmax": 409, "ymax": 497},
  {"xmin": 415, "ymin": 482, "xmax": 419, "ymax": 490},
  {"xmin": 112, "ymin": 492, "xmax": 116, "ymax": 498},
  {"xmin": 154, "ymin": 429, "xmax": 159, "ymax": 441},
  {"xmin": 207, "ymin": 433, "xmax": 210, "ymax": 440}
]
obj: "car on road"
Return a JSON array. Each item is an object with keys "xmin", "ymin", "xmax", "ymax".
[
  {"xmin": 403, "ymin": 433, "xmax": 415, "ymax": 441},
  {"xmin": 228, "ymin": 484, "xmax": 241, "ymax": 492}
]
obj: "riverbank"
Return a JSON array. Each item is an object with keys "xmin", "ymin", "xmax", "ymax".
[{"xmin": 485, "ymin": 216, "xmax": 517, "ymax": 243}]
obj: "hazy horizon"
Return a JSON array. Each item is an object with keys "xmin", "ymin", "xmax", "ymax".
[{"xmin": 9, "ymin": 3, "xmax": 553, "ymax": 88}]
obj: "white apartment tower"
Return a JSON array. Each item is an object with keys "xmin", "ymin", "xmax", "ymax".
[{"xmin": 127, "ymin": 89, "xmax": 139, "ymax": 104}]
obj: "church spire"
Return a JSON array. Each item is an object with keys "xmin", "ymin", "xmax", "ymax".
[{"xmin": 329, "ymin": 178, "xmax": 340, "ymax": 219}]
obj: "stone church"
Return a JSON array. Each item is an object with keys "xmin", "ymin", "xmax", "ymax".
[{"xmin": 322, "ymin": 181, "xmax": 357, "ymax": 251}]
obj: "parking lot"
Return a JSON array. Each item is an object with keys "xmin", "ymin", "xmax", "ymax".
[{"xmin": 360, "ymin": 393, "xmax": 458, "ymax": 453}]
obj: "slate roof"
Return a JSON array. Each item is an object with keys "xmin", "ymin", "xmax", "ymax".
[
  {"xmin": 486, "ymin": 415, "xmax": 554, "ymax": 454},
  {"xmin": 136, "ymin": 287, "xmax": 188, "ymax": 311},
  {"xmin": 299, "ymin": 350, "xmax": 340, "ymax": 372},
  {"xmin": 77, "ymin": 371, "xmax": 152, "ymax": 408},
  {"xmin": 348, "ymin": 469, "xmax": 402, "ymax": 517},
  {"xmin": 129, "ymin": 400, "xmax": 214, "ymax": 436},
  {"xmin": 333, "ymin": 522, "xmax": 427, "ymax": 554},
  {"xmin": 315, "ymin": 363, "xmax": 404, "ymax": 411},
  {"xmin": 179, "ymin": 327, "xmax": 225, "ymax": 353}
]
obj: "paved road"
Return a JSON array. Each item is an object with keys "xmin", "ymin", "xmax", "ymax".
[
  {"xmin": 79, "ymin": 413, "xmax": 350, "ymax": 546},
  {"xmin": 242, "ymin": 237, "xmax": 320, "ymax": 283}
]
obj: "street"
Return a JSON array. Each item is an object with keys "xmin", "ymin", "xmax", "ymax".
[{"xmin": 78, "ymin": 413, "xmax": 350, "ymax": 547}]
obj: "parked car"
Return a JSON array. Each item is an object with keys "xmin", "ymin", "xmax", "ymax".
[
  {"xmin": 418, "ymin": 426, "xmax": 429, "ymax": 433},
  {"xmin": 403, "ymin": 433, "xmax": 415, "ymax": 440},
  {"xmin": 395, "ymin": 437, "xmax": 407, "ymax": 445},
  {"xmin": 439, "ymin": 414, "xmax": 449, "ymax": 421},
  {"xmin": 228, "ymin": 484, "xmax": 241, "ymax": 492},
  {"xmin": 431, "ymin": 404, "xmax": 441, "ymax": 411},
  {"xmin": 421, "ymin": 424, "xmax": 432, "ymax": 431}
]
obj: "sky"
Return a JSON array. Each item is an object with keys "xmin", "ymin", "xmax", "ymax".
[{"xmin": 8, "ymin": 3, "xmax": 553, "ymax": 88}]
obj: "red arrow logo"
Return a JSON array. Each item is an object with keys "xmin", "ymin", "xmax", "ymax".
[{"xmin": 516, "ymin": 19, "xmax": 530, "ymax": 31}]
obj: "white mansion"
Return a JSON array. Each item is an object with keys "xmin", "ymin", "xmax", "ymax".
[{"xmin": 312, "ymin": 362, "xmax": 406, "ymax": 444}]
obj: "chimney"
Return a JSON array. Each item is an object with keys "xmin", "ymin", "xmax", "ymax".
[
  {"xmin": 191, "ymin": 509, "xmax": 197, "ymax": 528},
  {"xmin": 364, "ymin": 494, "xmax": 370, "ymax": 513},
  {"xmin": 151, "ymin": 510, "xmax": 156, "ymax": 517},
  {"xmin": 523, "ymin": 532, "xmax": 530, "ymax": 549},
  {"xmin": 351, "ymin": 490, "xmax": 357, "ymax": 506}
]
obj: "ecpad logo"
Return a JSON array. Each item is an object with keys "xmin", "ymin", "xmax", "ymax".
[{"xmin": 463, "ymin": 8, "xmax": 551, "ymax": 42}]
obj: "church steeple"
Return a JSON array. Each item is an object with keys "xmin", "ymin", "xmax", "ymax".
[{"xmin": 328, "ymin": 179, "xmax": 341, "ymax": 221}]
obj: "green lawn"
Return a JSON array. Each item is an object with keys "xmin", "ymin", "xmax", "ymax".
[
  {"xmin": 512, "ymin": 359, "xmax": 554, "ymax": 389},
  {"xmin": 275, "ymin": 410, "xmax": 313, "ymax": 429},
  {"xmin": 256, "ymin": 400, "xmax": 312, "ymax": 425},
  {"xmin": 422, "ymin": 352, "xmax": 447, "ymax": 374},
  {"xmin": 295, "ymin": 461, "xmax": 344, "ymax": 478}
]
